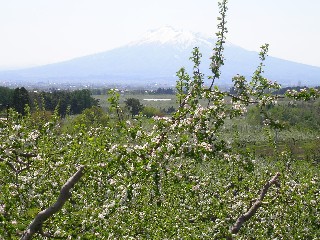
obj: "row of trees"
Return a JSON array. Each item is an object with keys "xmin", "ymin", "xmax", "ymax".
[
  {"xmin": 38, "ymin": 90, "xmax": 98, "ymax": 116},
  {"xmin": 0, "ymin": 87, "xmax": 175, "ymax": 120},
  {"xmin": 0, "ymin": 87, "xmax": 98, "ymax": 117},
  {"xmin": 0, "ymin": 87, "xmax": 30, "ymax": 115},
  {"xmin": 90, "ymin": 87, "xmax": 176, "ymax": 96}
]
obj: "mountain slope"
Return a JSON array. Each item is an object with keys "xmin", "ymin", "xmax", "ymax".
[{"xmin": 0, "ymin": 26, "xmax": 319, "ymax": 87}]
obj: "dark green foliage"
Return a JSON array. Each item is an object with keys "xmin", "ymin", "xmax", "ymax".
[
  {"xmin": 142, "ymin": 106, "xmax": 165, "ymax": 118},
  {"xmin": 0, "ymin": 87, "xmax": 14, "ymax": 111},
  {"xmin": 154, "ymin": 88, "xmax": 175, "ymax": 94},
  {"xmin": 12, "ymin": 87, "xmax": 30, "ymax": 115},
  {"xmin": 41, "ymin": 89, "xmax": 98, "ymax": 116},
  {"xmin": 70, "ymin": 89, "xmax": 99, "ymax": 115},
  {"xmin": 166, "ymin": 106, "xmax": 176, "ymax": 114},
  {"xmin": 41, "ymin": 90, "xmax": 71, "ymax": 116},
  {"xmin": 125, "ymin": 98, "xmax": 144, "ymax": 117}
]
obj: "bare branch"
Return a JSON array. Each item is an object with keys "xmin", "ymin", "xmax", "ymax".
[
  {"xmin": 230, "ymin": 172, "xmax": 280, "ymax": 234},
  {"xmin": 21, "ymin": 166, "xmax": 85, "ymax": 240},
  {"xmin": 12, "ymin": 150, "xmax": 37, "ymax": 159},
  {"xmin": 18, "ymin": 152, "xmax": 37, "ymax": 158},
  {"xmin": 0, "ymin": 157, "xmax": 17, "ymax": 172}
]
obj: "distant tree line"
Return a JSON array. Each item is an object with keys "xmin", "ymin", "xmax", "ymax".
[
  {"xmin": 90, "ymin": 88, "xmax": 110, "ymax": 95},
  {"xmin": 37, "ymin": 89, "xmax": 98, "ymax": 116},
  {"xmin": 153, "ymin": 88, "xmax": 175, "ymax": 94},
  {"xmin": 0, "ymin": 86, "xmax": 14, "ymax": 111},
  {"xmin": 0, "ymin": 86, "xmax": 98, "ymax": 116},
  {"xmin": 0, "ymin": 87, "xmax": 30, "ymax": 115},
  {"xmin": 90, "ymin": 87, "xmax": 176, "ymax": 95},
  {"xmin": 229, "ymin": 85, "xmax": 320, "ymax": 95},
  {"xmin": 272, "ymin": 86, "xmax": 320, "ymax": 95}
]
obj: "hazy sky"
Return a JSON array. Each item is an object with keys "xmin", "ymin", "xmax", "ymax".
[{"xmin": 1, "ymin": 0, "xmax": 320, "ymax": 69}]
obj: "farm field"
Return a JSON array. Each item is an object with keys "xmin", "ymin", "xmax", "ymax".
[{"xmin": 94, "ymin": 93, "xmax": 178, "ymax": 111}]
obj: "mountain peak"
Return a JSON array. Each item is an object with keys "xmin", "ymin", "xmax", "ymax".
[
  {"xmin": 129, "ymin": 26, "xmax": 213, "ymax": 49},
  {"xmin": 1, "ymin": 26, "xmax": 320, "ymax": 87}
]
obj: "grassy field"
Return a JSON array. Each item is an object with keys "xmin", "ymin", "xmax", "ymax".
[{"xmin": 94, "ymin": 93, "xmax": 178, "ymax": 111}]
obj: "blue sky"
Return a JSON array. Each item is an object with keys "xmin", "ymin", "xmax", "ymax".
[{"xmin": 1, "ymin": 0, "xmax": 320, "ymax": 69}]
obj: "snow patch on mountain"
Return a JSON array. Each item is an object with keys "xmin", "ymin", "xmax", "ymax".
[{"xmin": 129, "ymin": 26, "xmax": 214, "ymax": 49}]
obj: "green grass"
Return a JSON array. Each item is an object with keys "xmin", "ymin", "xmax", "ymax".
[{"xmin": 94, "ymin": 93, "xmax": 178, "ymax": 111}]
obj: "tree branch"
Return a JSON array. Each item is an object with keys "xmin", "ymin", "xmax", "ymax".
[
  {"xmin": 21, "ymin": 166, "xmax": 85, "ymax": 240},
  {"xmin": 230, "ymin": 172, "xmax": 280, "ymax": 234},
  {"xmin": 0, "ymin": 157, "xmax": 17, "ymax": 172},
  {"xmin": 226, "ymin": 93, "xmax": 259, "ymax": 104}
]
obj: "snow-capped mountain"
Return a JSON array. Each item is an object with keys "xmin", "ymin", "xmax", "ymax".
[
  {"xmin": 0, "ymin": 26, "xmax": 319, "ymax": 87},
  {"xmin": 129, "ymin": 26, "xmax": 213, "ymax": 50}
]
